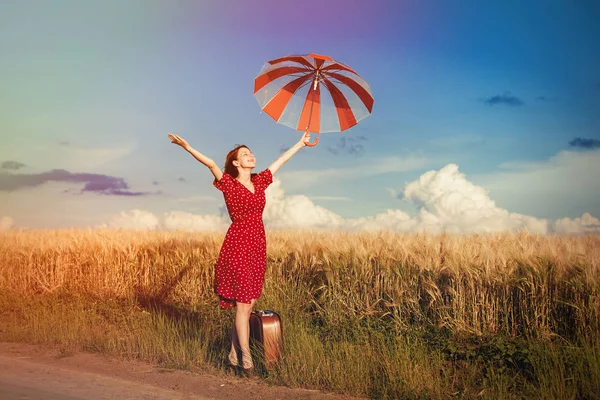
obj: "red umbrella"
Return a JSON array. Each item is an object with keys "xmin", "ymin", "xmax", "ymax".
[{"xmin": 253, "ymin": 53, "xmax": 374, "ymax": 146}]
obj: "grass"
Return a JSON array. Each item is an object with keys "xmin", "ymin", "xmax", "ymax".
[{"xmin": 0, "ymin": 229, "xmax": 599, "ymax": 399}]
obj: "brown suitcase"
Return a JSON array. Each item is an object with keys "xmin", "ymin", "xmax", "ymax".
[{"xmin": 249, "ymin": 310, "xmax": 283, "ymax": 365}]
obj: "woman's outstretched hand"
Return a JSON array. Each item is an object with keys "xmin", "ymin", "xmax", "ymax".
[
  {"xmin": 269, "ymin": 131, "xmax": 314, "ymax": 174},
  {"xmin": 168, "ymin": 133, "xmax": 220, "ymax": 176},
  {"xmin": 299, "ymin": 131, "xmax": 313, "ymax": 147},
  {"xmin": 168, "ymin": 133, "xmax": 190, "ymax": 150}
]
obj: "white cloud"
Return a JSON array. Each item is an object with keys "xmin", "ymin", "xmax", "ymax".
[
  {"xmin": 402, "ymin": 164, "xmax": 548, "ymax": 233},
  {"xmin": 97, "ymin": 163, "xmax": 597, "ymax": 234},
  {"xmin": 98, "ymin": 210, "xmax": 160, "ymax": 230},
  {"xmin": 265, "ymin": 166, "xmax": 550, "ymax": 233},
  {"xmin": 162, "ymin": 211, "xmax": 228, "ymax": 231},
  {"xmin": 553, "ymin": 213, "xmax": 600, "ymax": 234},
  {"xmin": 98, "ymin": 179, "xmax": 346, "ymax": 232},
  {"xmin": 0, "ymin": 216, "xmax": 14, "ymax": 231},
  {"xmin": 264, "ymin": 179, "xmax": 345, "ymax": 229},
  {"xmin": 473, "ymin": 149, "xmax": 600, "ymax": 218},
  {"xmin": 98, "ymin": 209, "xmax": 228, "ymax": 231},
  {"xmin": 346, "ymin": 209, "xmax": 418, "ymax": 232}
]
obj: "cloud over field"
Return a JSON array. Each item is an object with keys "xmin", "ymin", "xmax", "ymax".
[
  {"xmin": 99, "ymin": 163, "xmax": 599, "ymax": 234},
  {"xmin": 98, "ymin": 210, "xmax": 161, "ymax": 230},
  {"xmin": 263, "ymin": 180, "xmax": 345, "ymax": 229},
  {"xmin": 553, "ymin": 213, "xmax": 600, "ymax": 234},
  {"xmin": 401, "ymin": 164, "xmax": 548, "ymax": 233},
  {"xmin": 99, "ymin": 210, "xmax": 228, "ymax": 231}
]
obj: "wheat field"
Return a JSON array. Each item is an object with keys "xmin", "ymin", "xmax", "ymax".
[{"xmin": 1, "ymin": 229, "xmax": 599, "ymax": 399}]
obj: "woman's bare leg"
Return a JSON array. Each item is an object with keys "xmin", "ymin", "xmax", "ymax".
[
  {"xmin": 234, "ymin": 299, "xmax": 255, "ymax": 369},
  {"xmin": 228, "ymin": 325, "xmax": 240, "ymax": 366}
]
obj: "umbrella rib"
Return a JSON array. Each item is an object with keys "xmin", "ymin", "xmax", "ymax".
[
  {"xmin": 321, "ymin": 71, "xmax": 374, "ymax": 113},
  {"xmin": 297, "ymin": 82, "xmax": 320, "ymax": 133},
  {"xmin": 254, "ymin": 66, "xmax": 313, "ymax": 93},
  {"xmin": 321, "ymin": 76, "xmax": 358, "ymax": 131},
  {"xmin": 321, "ymin": 63, "xmax": 359, "ymax": 76},
  {"xmin": 286, "ymin": 72, "xmax": 314, "ymax": 79},
  {"xmin": 262, "ymin": 74, "xmax": 313, "ymax": 122},
  {"xmin": 268, "ymin": 55, "xmax": 315, "ymax": 69}
]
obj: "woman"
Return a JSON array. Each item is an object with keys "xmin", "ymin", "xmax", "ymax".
[{"xmin": 167, "ymin": 131, "xmax": 311, "ymax": 375}]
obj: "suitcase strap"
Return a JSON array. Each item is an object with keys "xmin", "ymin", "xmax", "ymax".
[{"xmin": 254, "ymin": 310, "xmax": 276, "ymax": 317}]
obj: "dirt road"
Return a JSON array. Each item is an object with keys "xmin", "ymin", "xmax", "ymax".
[{"xmin": 0, "ymin": 342, "xmax": 361, "ymax": 400}]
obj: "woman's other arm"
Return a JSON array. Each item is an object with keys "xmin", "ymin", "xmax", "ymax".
[
  {"xmin": 268, "ymin": 131, "xmax": 311, "ymax": 175},
  {"xmin": 168, "ymin": 133, "xmax": 223, "ymax": 181}
]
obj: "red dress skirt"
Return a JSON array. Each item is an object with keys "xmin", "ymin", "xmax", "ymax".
[{"xmin": 213, "ymin": 168, "xmax": 273, "ymax": 309}]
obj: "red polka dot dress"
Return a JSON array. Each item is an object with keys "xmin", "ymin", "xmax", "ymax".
[{"xmin": 213, "ymin": 168, "xmax": 273, "ymax": 309}]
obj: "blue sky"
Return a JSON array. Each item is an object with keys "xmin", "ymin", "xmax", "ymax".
[{"xmin": 1, "ymin": 0, "xmax": 599, "ymax": 233}]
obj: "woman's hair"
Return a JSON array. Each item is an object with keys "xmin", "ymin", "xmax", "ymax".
[{"xmin": 223, "ymin": 144, "xmax": 249, "ymax": 178}]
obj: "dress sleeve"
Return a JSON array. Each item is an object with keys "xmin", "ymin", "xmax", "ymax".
[
  {"xmin": 213, "ymin": 172, "xmax": 235, "ymax": 192},
  {"xmin": 253, "ymin": 168, "xmax": 273, "ymax": 190}
]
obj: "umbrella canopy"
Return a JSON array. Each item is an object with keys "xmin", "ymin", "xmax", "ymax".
[{"xmin": 254, "ymin": 53, "xmax": 374, "ymax": 145}]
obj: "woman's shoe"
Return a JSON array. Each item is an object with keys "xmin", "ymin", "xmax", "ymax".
[
  {"xmin": 241, "ymin": 366, "xmax": 254, "ymax": 378},
  {"xmin": 225, "ymin": 356, "xmax": 239, "ymax": 374},
  {"xmin": 226, "ymin": 352, "xmax": 239, "ymax": 367}
]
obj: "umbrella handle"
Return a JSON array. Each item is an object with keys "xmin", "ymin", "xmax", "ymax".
[{"xmin": 305, "ymin": 136, "xmax": 319, "ymax": 147}]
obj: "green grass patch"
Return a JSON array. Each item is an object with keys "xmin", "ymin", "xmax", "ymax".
[{"xmin": 1, "ymin": 291, "xmax": 598, "ymax": 399}]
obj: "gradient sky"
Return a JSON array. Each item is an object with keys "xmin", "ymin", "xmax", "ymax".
[{"xmin": 1, "ymin": 0, "xmax": 599, "ymax": 233}]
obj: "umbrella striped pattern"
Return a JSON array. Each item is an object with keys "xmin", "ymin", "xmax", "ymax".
[{"xmin": 253, "ymin": 53, "xmax": 374, "ymax": 134}]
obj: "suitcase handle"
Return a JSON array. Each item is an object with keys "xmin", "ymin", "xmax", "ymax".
[{"xmin": 256, "ymin": 310, "xmax": 274, "ymax": 317}]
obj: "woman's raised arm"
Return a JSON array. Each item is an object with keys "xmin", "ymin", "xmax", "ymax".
[
  {"xmin": 168, "ymin": 133, "xmax": 223, "ymax": 181},
  {"xmin": 268, "ymin": 131, "xmax": 311, "ymax": 175}
]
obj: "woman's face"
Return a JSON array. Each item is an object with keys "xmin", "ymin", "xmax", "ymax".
[{"xmin": 235, "ymin": 147, "xmax": 256, "ymax": 169}]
